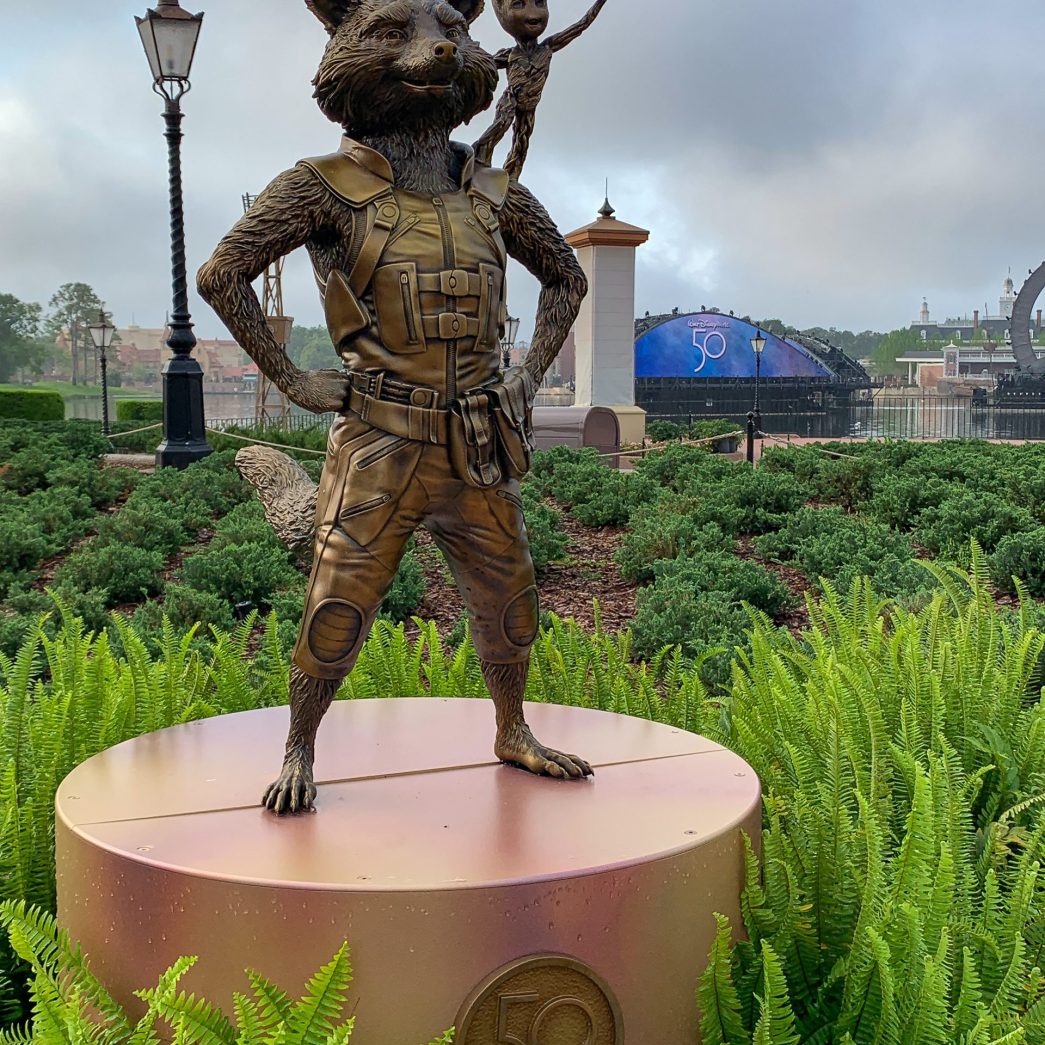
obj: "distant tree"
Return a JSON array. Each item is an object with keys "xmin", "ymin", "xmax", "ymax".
[
  {"xmin": 47, "ymin": 282, "xmax": 104, "ymax": 386},
  {"xmin": 287, "ymin": 324, "xmax": 335, "ymax": 371},
  {"xmin": 870, "ymin": 327, "xmax": 929, "ymax": 375},
  {"xmin": 0, "ymin": 294, "xmax": 47, "ymax": 383},
  {"xmin": 802, "ymin": 327, "xmax": 885, "ymax": 359}
]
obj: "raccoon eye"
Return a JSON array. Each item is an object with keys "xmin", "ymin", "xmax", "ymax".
[
  {"xmin": 445, "ymin": 27, "xmax": 462, "ymax": 39},
  {"xmin": 382, "ymin": 28, "xmax": 407, "ymax": 42}
]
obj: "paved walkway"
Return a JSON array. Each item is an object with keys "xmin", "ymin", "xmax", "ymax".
[{"xmin": 102, "ymin": 453, "xmax": 155, "ymax": 473}]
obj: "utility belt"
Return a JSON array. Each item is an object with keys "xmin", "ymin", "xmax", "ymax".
[{"xmin": 346, "ymin": 370, "xmax": 535, "ymax": 487}]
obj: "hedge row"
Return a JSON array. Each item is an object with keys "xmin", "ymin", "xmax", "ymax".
[
  {"xmin": 0, "ymin": 389, "xmax": 64, "ymax": 421},
  {"xmin": 114, "ymin": 398, "xmax": 163, "ymax": 423}
]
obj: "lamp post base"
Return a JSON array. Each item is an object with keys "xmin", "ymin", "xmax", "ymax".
[{"xmin": 156, "ymin": 354, "xmax": 211, "ymax": 470}]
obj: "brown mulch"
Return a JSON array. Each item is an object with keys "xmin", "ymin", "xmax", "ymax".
[{"xmin": 409, "ymin": 510, "xmax": 639, "ymax": 639}]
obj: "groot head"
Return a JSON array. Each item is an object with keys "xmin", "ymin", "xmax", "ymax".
[
  {"xmin": 307, "ymin": 0, "xmax": 497, "ymax": 137},
  {"xmin": 491, "ymin": 0, "xmax": 550, "ymax": 43}
]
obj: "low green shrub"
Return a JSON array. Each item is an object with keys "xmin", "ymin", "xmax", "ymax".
[
  {"xmin": 0, "ymin": 389, "xmax": 63, "ymax": 422},
  {"xmin": 630, "ymin": 549, "xmax": 791, "ymax": 681},
  {"xmin": 867, "ymin": 472, "xmax": 952, "ymax": 530},
  {"xmin": 0, "ymin": 517, "xmax": 49, "ymax": 580},
  {"xmin": 631, "ymin": 583, "xmax": 748, "ymax": 684},
  {"xmin": 646, "ymin": 419, "xmax": 686, "ymax": 442},
  {"xmin": 617, "ymin": 503, "xmax": 726, "ymax": 583},
  {"xmin": 94, "ymin": 500, "xmax": 189, "ymax": 556},
  {"xmin": 134, "ymin": 582, "xmax": 236, "ymax": 637},
  {"xmin": 757, "ymin": 506, "xmax": 931, "ymax": 599},
  {"xmin": 179, "ymin": 541, "xmax": 299, "ymax": 608},
  {"xmin": 382, "ymin": 546, "xmax": 426, "ymax": 622},
  {"xmin": 531, "ymin": 446, "xmax": 659, "ymax": 526},
  {"xmin": 520, "ymin": 481, "xmax": 568, "ymax": 573},
  {"xmin": 45, "ymin": 460, "xmax": 137, "ymax": 509},
  {"xmin": 810, "ymin": 453, "xmax": 876, "ymax": 509},
  {"xmin": 633, "ymin": 441, "xmax": 736, "ymax": 494},
  {"xmin": 990, "ymin": 526, "xmax": 1045, "ymax": 597},
  {"xmin": 53, "ymin": 544, "xmax": 166, "ymax": 606},
  {"xmin": 916, "ymin": 490, "xmax": 1035, "ymax": 558},
  {"xmin": 114, "ymin": 399, "xmax": 163, "ymax": 423},
  {"xmin": 724, "ymin": 467, "xmax": 811, "ymax": 534}
]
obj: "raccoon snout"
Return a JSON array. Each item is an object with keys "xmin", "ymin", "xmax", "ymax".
[{"xmin": 433, "ymin": 41, "xmax": 458, "ymax": 63}]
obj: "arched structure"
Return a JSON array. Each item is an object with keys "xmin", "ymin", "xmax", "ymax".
[
  {"xmin": 1010, "ymin": 263, "xmax": 1045, "ymax": 377},
  {"xmin": 633, "ymin": 310, "xmax": 870, "ymax": 424}
]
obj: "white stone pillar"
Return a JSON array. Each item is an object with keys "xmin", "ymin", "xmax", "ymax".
[{"xmin": 565, "ymin": 201, "xmax": 650, "ymax": 446}]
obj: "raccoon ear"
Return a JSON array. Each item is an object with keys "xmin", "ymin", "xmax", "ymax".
[
  {"xmin": 446, "ymin": 0, "xmax": 485, "ymax": 23},
  {"xmin": 306, "ymin": 0, "xmax": 361, "ymax": 34}
]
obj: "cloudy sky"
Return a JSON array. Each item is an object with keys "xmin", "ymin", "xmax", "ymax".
[{"xmin": 3, "ymin": 0, "xmax": 1045, "ymax": 343}]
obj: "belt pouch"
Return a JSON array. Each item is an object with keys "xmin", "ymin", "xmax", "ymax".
[
  {"xmin": 449, "ymin": 392, "xmax": 502, "ymax": 488},
  {"xmin": 488, "ymin": 380, "xmax": 535, "ymax": 478}
]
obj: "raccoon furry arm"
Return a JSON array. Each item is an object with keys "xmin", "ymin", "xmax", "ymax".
[
  {"xmin": 499, "ymin": 181, "xmax": 588, "ymax": 387},
  {"xmin": 198, "ymin": 166, "xmax": 331, "ymax": 397}
]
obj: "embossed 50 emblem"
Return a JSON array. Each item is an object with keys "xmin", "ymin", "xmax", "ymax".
[
  {"xmin": 689, "ymin": 326, "xmax": 728, "ymax": 374},
  {"xmin": 456, "ymin": 955, "xmax": 622, "ymax": 1045}
]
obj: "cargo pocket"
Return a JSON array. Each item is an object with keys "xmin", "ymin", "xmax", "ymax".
[
  {"xmin": 373, "ymin": 263, "xmax": 426, "ymax": 354},
  {"xmin": 339, "ymin": 435, "xmax": 424, "ymax": 547},
  {"xmin": 475, "ymin": 263, "xmax": 504, "ymax": 351}
]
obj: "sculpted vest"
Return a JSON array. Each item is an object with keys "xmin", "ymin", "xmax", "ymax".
[{"xmin": 299, "ymin": 140, "xmax": 510, "ymax": 402}]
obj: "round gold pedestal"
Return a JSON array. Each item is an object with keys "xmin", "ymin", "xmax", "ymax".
[{"xmin": 56, "ymin": 699, "xmax": 760, "ymax": 1044}]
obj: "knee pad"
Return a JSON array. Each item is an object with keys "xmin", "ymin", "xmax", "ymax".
[
  {"xmin": 503, "ymin": 586, "xmax": 539, "ymax": 649},
  {"xmin": 306, "ymin": 599, "xmax": 365, "ymax": 666}
]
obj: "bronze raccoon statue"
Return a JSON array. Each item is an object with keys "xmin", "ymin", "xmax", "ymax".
[{"xmin": 198, "ymin": 0, "xmax": 589, "ymax": 814}]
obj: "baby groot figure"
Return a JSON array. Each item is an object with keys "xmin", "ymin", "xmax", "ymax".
[
  {"xmin": 473, "ymin": 0, "xmax": 608, "ymax": 178},
  {"xmin": 198, "ymin": 0, "xmax": 591, "ymax": 814}
]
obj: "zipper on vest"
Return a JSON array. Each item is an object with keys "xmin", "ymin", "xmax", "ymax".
[
  {"xmin": 432, "ymin": 196, "xmax": 458, "ymax": 401},
  {"xmin": 400, "ymin": 272, "xmax": 418, "ymax": 344}
]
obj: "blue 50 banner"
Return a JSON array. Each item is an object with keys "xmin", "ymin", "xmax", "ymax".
[{"xmin": 636, "ymin": 313, "xmax": 835, "ymax": 380}]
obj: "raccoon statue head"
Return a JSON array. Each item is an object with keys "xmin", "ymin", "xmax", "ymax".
[{"xmin": 308, "ymin": 0, "xmax": 497, "ymax": 139}]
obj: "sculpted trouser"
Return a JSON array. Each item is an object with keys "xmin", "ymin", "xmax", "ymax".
[
  {"xmin": 264, "ymin": 410, "xmax": 588, "ymax": 812},
  {"xmin": 293, "ymin": 411, "xmax": 539, "ymax": 680}
]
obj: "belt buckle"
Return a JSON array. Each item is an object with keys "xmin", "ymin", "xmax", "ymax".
[
  {"xmin": 437, "ymin": 312, "xmax": 469, "ymax": 339},
  {"xmin": 409, "ymin": 387, "xmax": 437, "ymax": 409},
  {"xmin": 440, "ymin": 269, "xmax": 471, "ymax": 296}
]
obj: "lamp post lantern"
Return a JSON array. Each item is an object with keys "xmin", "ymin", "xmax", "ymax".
[
  {"xmin": 747, "ymin": 329, "xmax": 767, "ymax": 465},
  {"xmin": 88, "ymin": 309, "xmax": 116, "ymax": 436},
  {"xmin": 136, "ymin": 0, "xmax": 211, "ymax": 469},
  {"xmin": 501, "ymin": 315, "xmax": 521, "ymax": 371}
]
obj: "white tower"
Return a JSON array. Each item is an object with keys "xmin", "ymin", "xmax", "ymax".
[
  {"xmin": 564, "ymin": 197, "xmax": 650, "ymax": 445},
  {"xmin": 1000, "ymin": 271, "xmax": 1016, "ymax": 319},
  {"xmin": 919, "ymin": 298, "xmax": 930, "ymax": 324}
]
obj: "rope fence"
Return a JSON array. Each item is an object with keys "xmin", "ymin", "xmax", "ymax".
[
  {"xmin": 107, "ymin": 423, "xmax": 163, "ymax": 441},
  {"xmin": 759, "ymin": 431, "xmax": 862, "ymax": 460},
  {"xmin": 603, "ymin": 430, "xmax": 747, "ymax": 460},
  {"xmin": 204, "ymin": 427, "xmax": 327, "ymax": 456}
]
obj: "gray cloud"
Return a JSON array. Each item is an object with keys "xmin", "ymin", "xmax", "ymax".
[{"xmin": 3, "ymin": 0, "xmax": 1045, "ymax": 345}]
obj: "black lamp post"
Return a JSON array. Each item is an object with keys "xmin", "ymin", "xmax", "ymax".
[
  {"xmin": 88, "ymin": 309, "xmax": 116, "ymax": 436},
  {"xmin": 746, "ymin": 329, "xmax": 767, "ymax": 465},
  {"xmin": 136, "ymin": 0, "xmax": 211, "ymax": 469},
  {"xmin": 501, "ymin": 315, "xmax": 521, "ymax": 371}
]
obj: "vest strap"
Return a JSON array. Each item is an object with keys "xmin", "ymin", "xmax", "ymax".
[{"xmin": 347, "ymin": 192, "xmax": 401, "ymax": 299}]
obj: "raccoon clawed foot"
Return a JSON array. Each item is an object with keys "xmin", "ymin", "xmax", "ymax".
[
  {"xmin": 262, "ymin": 752, "xmax": 318, "ymax": 815},
  {"xmin": 495, "ymin": 723, "xmax": 593, "ymax": 780}
]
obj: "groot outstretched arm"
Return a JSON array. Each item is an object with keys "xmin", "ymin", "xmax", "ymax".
[
  {"xmin": 197, "ymin": 167, "xmax": 347, "ymax": 414},
  {"xmin": 547, "ymin": 0, "xmax": 608, "ymax": 52},
  {"xmin": 498, "ymin": 181, "xmax": 587, "ymax": 387}
]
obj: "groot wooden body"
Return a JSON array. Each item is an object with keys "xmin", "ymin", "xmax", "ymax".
[
  {"xmin": 474, "ymin": 0, "xmax": 608, "ymax": 178},
  {"xmin": 198, "ymin": 0, "xmax": 590, "ymax": 814}
]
